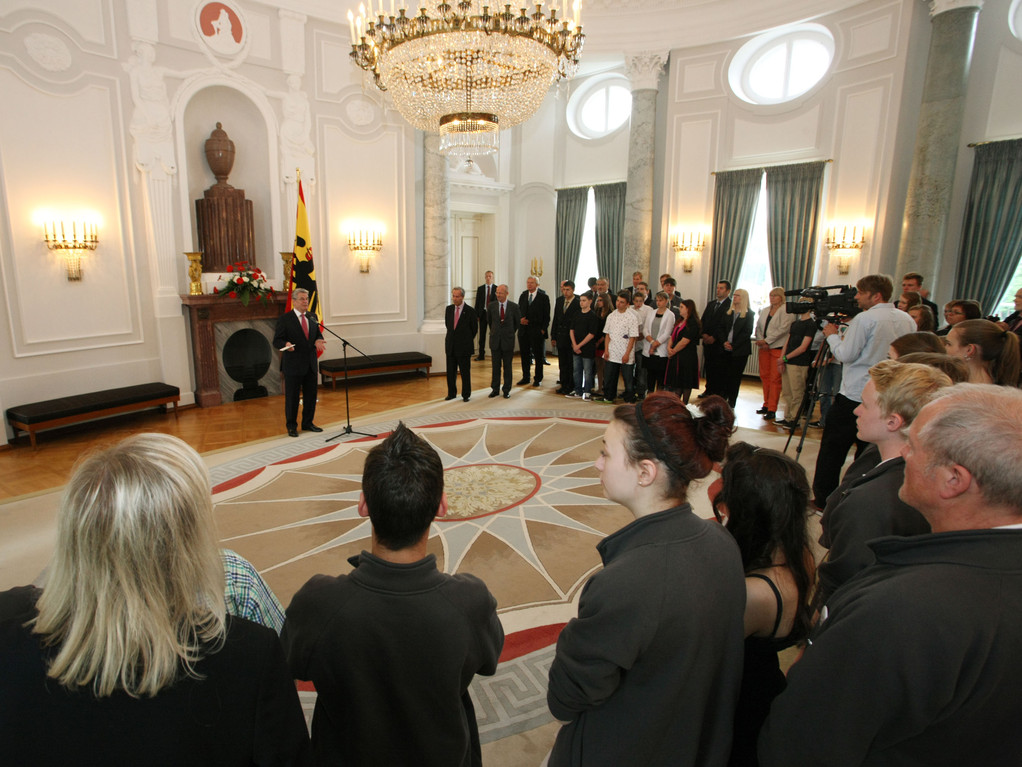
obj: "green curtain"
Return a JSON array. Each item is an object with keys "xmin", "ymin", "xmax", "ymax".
[
  {"xmin": 954, "ymin": 139, "xmax": 1022, "ymax": 314},
  {"xmin": 556, "ymin": 186, "xmax": 590, "ymax": 286},
  {"xmin": 709, "ymin": 168, "xmax": 763, "ymax": 299},
  {"xmin": 593, "ymin": 181, "xmax": 627, "ymax": 290},
  {"xmin": 765, "ymin": 161, "xmax": 826, "ymax": 292}
]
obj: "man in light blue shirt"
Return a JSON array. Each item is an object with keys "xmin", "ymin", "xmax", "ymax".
[{"xmin": 811, "ymin": 274, "xmax": 916, "ymax": 506}]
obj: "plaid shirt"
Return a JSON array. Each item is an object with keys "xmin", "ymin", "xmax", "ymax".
[{"xmin": 221, "ymin": 549, "xmax": 285, "ymax": 634}]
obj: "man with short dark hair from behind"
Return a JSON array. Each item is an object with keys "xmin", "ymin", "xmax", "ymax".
[{"xmin": 282, "ymin": 423, "xmax": 504, "ymax": 767}]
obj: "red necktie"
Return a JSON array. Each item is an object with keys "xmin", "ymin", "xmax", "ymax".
[
  {"xmin": 301, "ymin": 313, "xmax": 309, "ymax": 339},
  {"xmin": 454, "ymin": 306, "xmax": 461, "ymax": 328},
  {"xmin": 500, "ymin": 304, "xmax": 505, "ymax": 323}
]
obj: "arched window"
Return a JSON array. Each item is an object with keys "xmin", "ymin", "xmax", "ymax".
[{"xmin": 729, "ymin": 24, "xmax": 835, "ymax": 106}]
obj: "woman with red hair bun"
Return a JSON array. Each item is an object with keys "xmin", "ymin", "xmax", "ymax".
[{"xmin": 546, "ymin": 392, "xmax": 746, "ymax": 767}]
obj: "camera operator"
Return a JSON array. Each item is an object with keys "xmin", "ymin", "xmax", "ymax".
[{"xmin": 811, "ymin": 274, "xmax": 916, "ymax": 508}]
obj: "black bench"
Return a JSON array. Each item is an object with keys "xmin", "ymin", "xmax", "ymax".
[
  {"xmin": 319, "ymin": 352, "xmax": 432, "ymax": 389},
  {"xmin": 6, "ymin": 382, "xmax": 180, "ymax": 449}
]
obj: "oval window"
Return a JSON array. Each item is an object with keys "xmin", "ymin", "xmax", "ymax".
[
  {"xmin": 730, "ymin": 24, "xmax": 835, "ymax": 106},
  {"xmin": 567, "ymin": 74, "xmax": 632, "ymax": 140}
]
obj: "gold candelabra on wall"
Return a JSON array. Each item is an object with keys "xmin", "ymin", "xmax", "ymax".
[{"xmin": 43, "ymin": 219, "xmax": 98, "ymax": 281}]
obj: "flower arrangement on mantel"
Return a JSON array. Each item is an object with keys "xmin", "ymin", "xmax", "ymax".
[{"xmin": 213, "ymin": 261, "xmax": 275, "ymax": 306}]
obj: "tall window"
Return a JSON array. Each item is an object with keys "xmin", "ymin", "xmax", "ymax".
[
  {"xmin": 573, "ymin": 188, "xmax": 599, "ymax": 288},
  {"xmin": 994, "ymin": 261, "xmax": 1022, "ymax": 319},
  {"xmin": 735, "ymin": 175, "xmax": 773, "ymax": 314}
]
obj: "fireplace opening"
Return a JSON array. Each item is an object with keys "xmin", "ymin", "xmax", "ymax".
[{"xmin": 222, "ymin": 329, "xmax": 272, "ymax": 401}]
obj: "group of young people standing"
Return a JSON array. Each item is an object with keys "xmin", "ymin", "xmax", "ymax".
[{"xmin": 549, "ymin": 273, "xmax": 705, "ymax": 404}]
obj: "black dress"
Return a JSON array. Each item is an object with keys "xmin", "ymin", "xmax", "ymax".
[
  {"xmin": 729, "ymin": 573, "xmax": 794, "ymax": 767},
  {"xmin": 663, "ymin": 317, "xmax": 700, "ymax": 390}
]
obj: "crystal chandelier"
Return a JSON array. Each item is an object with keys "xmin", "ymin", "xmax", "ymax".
[{"xmin": 348, "ymin": 0, "xmax": 585, "ymax": 156}]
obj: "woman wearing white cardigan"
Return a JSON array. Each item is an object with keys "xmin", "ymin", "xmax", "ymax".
[
  {"xmin": 642, "ymin": 292, "xmax": 677, "ymax": 393},
  {"xmin": 754, "ymin": 287, "xmax": 794, "ymax": 420}
]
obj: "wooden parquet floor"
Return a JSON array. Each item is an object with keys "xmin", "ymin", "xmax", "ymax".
[
  {"xmin": 0, "ymin": 368, "xmax": 448, "ymax": 500},
  {"xmin": 0, "ymin": 358, "xmax": 800, "ymax": 501}
]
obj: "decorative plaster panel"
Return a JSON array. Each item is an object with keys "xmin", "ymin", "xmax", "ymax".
[
  {"xmin": 732, "ymin": 105, "xmax": 823, "ymax": 162},
  {"xmin": 987, "ymin": 46, "xmax": 1022, "ymax": 139},
  {"xmin": 682, "ymin": 61, "xmax": 717, "ymax": 95},
  {"xmin": 0, "ymin": 73, "xmax": 141, "ymax": 357},
  {"xmin": 321, "ymin": 121, "xmax": 411, "ymax": 325},
  {"xmin": 244, "ymin": 11, "xmax": 273, "ymax": 62},
  {"xmin": 316, "ymin": 33, "xmax": 359, "ymax": 98},
  {"xmin": 5, "ymin": 0, "xmax": 110, "ymax": 45},
  {"xmin": 670, "ymin": 114, "xmax": 717, "ymax": 217},
  {"xmin": 279, "ymin": 9, "xmax": 307, "ymax": 75},
  {"xmin": 833, "ymin": 82, "xmax": 888, "ymax": 219},
  {"xmin": 837, "ymin": 2, "xmax": 901, "ymax": 68}
]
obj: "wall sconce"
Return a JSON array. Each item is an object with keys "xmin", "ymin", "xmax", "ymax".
[
  {"xmin": 670, "ymin": 230, "xmax": 706, "ymax": 273},
  {"xmin": 345, "ymin": 223, "xmax": 383, "ymax": 273},
  {"xmin": 825, "ymin": 224, "xmax": 866, "ymax": 276},
  {"xmin": 43, "ymin": 219, "xmax": 98, "ymax": 281}
]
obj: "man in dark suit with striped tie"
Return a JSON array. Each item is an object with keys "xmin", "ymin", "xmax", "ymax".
[
  {"xmin": 445, "ymin": 287, "xmax": 477, "ymax": 402},
  {"xmin": 487, "ymin": 284, "xmax": 521, "ymax": 398},
  {"xmin": 475, "ymin": 271, "xmax": 496, "ymax": 360},
  {"xmin": 273, "ymin": 288, "xmax": 326, "ymax": 437}
]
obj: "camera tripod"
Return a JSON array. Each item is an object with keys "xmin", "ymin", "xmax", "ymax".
[{"xmin": 782, "ymin": 338, "xmax": 835, "ymax": 462}]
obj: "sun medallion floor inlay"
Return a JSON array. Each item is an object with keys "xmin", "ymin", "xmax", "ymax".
[{"xmin": 211, "ymin": 415, "xmax": 634, "ymax": 626}]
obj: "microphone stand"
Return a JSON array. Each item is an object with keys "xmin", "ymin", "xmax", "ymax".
[{"xmin": 317, "ymin": 324, "xmax": 377, "ymax": 441}]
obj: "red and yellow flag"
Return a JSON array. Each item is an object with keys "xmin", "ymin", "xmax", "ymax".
[{"xmin": 286, "ymin": 179, "xmax": 321, "ymax": 323}]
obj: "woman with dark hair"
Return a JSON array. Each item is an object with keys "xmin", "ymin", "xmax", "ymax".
[
  {"xmin": 664, "ymin": 299, "xmax": 701, "ymax": 403},
  {"xmin": 710, "ymin": 443, "xmax": 814, "ymax": 767},
  {"xmin": 0, "ymin": 433, "xmax": 310, "ymax": 765},
  {"xmin": 936, "ymin": 299, "xmax": 982, "ymax": 336},
  {"xmin": 593, "ymin": 292, "xmax": 614, "ymax": 397},
  {"xmin": 908, "ymin": 305, "xmax": 936, "ymax": 332},
  {"xmin": 945, "ymin": 318, "xmax": 1021, "ymax": 386},
  {"xmin": 547, "ymin": 393, "xmax": 745, "ymax": 767},
  {"xmin": 888, "ymin": 331, "xmax": 945, "ymax": 360},
  {"xmin": 896, "ymin": 290, "xmax": 922, "ymax": 312}
]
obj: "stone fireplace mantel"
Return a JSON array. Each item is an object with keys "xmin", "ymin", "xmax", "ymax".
[{"xmin": 181, "ymin": 294, "xmax": 288, "ymax": 407}]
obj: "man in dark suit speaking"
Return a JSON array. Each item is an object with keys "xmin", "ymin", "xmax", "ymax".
[
  {"xmin": 487, "ymin": 284, "xmax": 521, "ymax": 399},
  {"xmin": 273, "ymin": 288, "xmax": 326, "ymax": 437},
  {"xmin": 445, "ymin": 287, "xmax": 477, "ymax": 402}
]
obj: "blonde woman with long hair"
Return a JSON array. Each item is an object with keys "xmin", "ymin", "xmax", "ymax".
[
  {"xmin": 0, "ymin": 433, "xmax": 309, "ymax": 765},
  {"xmin": 754, "ymin": 286, "xmax": 793, "ymax": 420},
  {"xmin": 718, "ymin": 288, "xmax": 755, "ymax": 407}
]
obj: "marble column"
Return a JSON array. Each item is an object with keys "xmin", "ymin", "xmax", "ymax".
[
  {"xmin": 423, "ymin": 134, "xmax": 450, "ymax": 325},
  {"xmin": 623, "ymin": 52, "xmax": 667, "ymax": 288},
  {"xmin": 895, "ymin": 0, "xmax": 982, "ymax": 282}
]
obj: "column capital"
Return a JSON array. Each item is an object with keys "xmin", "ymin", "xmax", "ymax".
[
  {"xmin": 625, "ymin": 52, "xmax": 669, "ymax": 92},
  {"xmin": 928, "ymin": 0, "xmax": 982, "ymax": 18}
]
